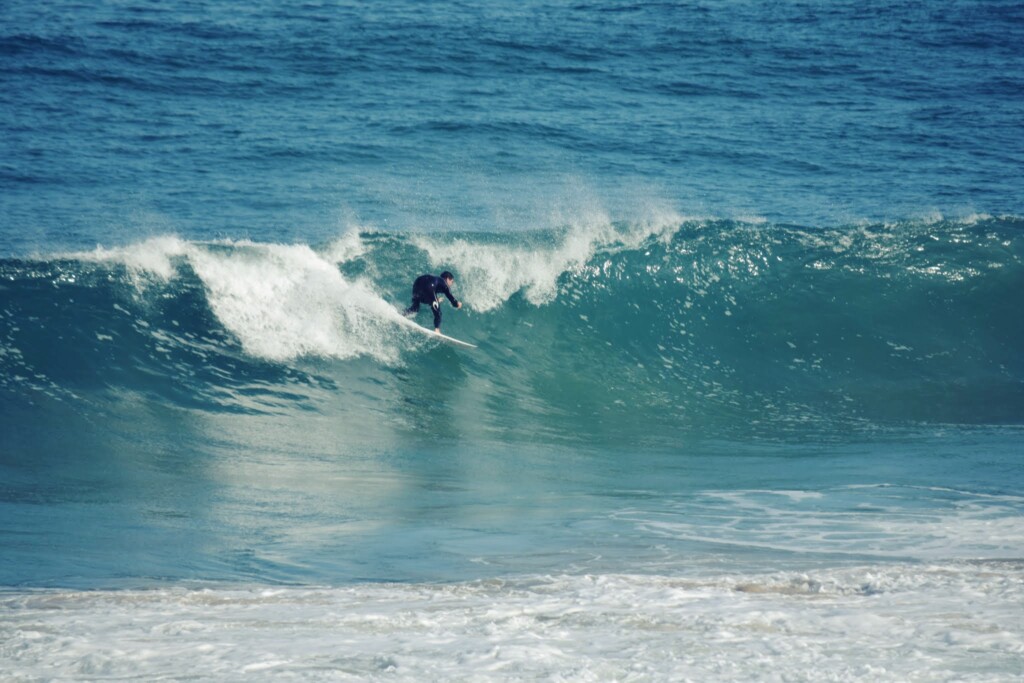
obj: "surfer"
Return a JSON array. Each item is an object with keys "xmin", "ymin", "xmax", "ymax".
[{"xmin": 403, "ymin": 271, "xmax": 462, "ymax": 333}]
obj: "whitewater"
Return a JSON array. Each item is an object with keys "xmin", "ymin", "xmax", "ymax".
[{"xmin": 3, "ymin": 0, "xmax": 1024, "ymax": 680}]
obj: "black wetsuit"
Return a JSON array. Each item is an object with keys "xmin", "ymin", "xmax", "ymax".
[{"xmin": 404, "ymin": 274, "xmax": 460, "ymax": 329}]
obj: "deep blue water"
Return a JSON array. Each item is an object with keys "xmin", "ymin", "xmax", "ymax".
[
  {"xmin": 1, "ymin": 2, "xmax": 1023, "ymax": 679},
  {"xmin": 3, "ymin": 0, "xmax": 1023, "ymax": 255}
]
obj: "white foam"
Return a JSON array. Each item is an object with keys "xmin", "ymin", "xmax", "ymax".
[
  {"xmin": 68, "ymin": 235, "xmax": 191, "ymax": 281},
  {"xmin": 67, "ymin": 236, "xmax": 418, "ymax": 362},
  {"xmin": 323, "ymin": 228, "xmax": 368, "ymax": 264},
  {"xmin": 620, "ymin": 486, "xmax": 1024, "ymax": 561},
  {"xmin": 55, "ymin": 213, "xmax": 686, "ymax": 359},
  {"xmin": 412, "ymin": 209, "xmax": 684, "ymax": 311},
  {"xmin": 2, "ymin": 564, "xmax": 1021, "ymax": 681},
  {"xmin": 186, "ymin": 241, "xmax": 408, "ymax": 362}
]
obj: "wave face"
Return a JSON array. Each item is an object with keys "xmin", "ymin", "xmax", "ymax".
[{"xmin": 3, "ymin": 215, "xmax": 1021, "ymax": 443}]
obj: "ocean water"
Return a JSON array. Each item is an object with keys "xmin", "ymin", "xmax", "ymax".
[{"xmin": 2, "ymin": 1, "xmax": 1023, "ymax": 680}]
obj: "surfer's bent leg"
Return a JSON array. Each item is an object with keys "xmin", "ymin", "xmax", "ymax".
[{"xmin": 403, "ymin": 299, "xmax": 420, "ymax": 317}]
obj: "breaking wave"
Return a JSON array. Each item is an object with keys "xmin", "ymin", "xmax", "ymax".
[{"xmin": 2, "ymin": 213, "xmax": 1022, "ymax": 441}]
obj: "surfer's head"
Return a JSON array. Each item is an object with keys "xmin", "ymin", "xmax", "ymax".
[{"xmin": 440, "ymin": 271, "xmax": 454, "ymax": 284}]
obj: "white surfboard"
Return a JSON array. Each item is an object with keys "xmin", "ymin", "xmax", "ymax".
[
  {"xmin": 397, "ymin": 315, "xmax": 477, "ymax": 348},
  {"xmin": 423, "ymin": 329, "xmax": 477, "ymax": 348}
]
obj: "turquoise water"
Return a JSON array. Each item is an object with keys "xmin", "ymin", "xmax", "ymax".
[{"xmin": 2, "ymin": 1, "xmax": 1023, "ymax": 680}]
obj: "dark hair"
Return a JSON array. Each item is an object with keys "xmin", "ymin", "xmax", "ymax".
[{"xmin": 440, "ymin": 271, "xmax": 454, "ymax": 281}]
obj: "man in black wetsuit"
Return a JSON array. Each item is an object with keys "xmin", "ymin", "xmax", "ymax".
[{"xmin": 403, "ymin": 271, "xmax": 462, "ymax": 333}]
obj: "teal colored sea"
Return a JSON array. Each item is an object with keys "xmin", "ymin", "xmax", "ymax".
[{"xmin": 2, "ymin": 2, "xmax": 1023, "ymax": 680}]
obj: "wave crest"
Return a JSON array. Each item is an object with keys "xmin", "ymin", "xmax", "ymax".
[{"xmin": 3, "ymin": 215, "xmax": 1022, "ymax": 435}]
